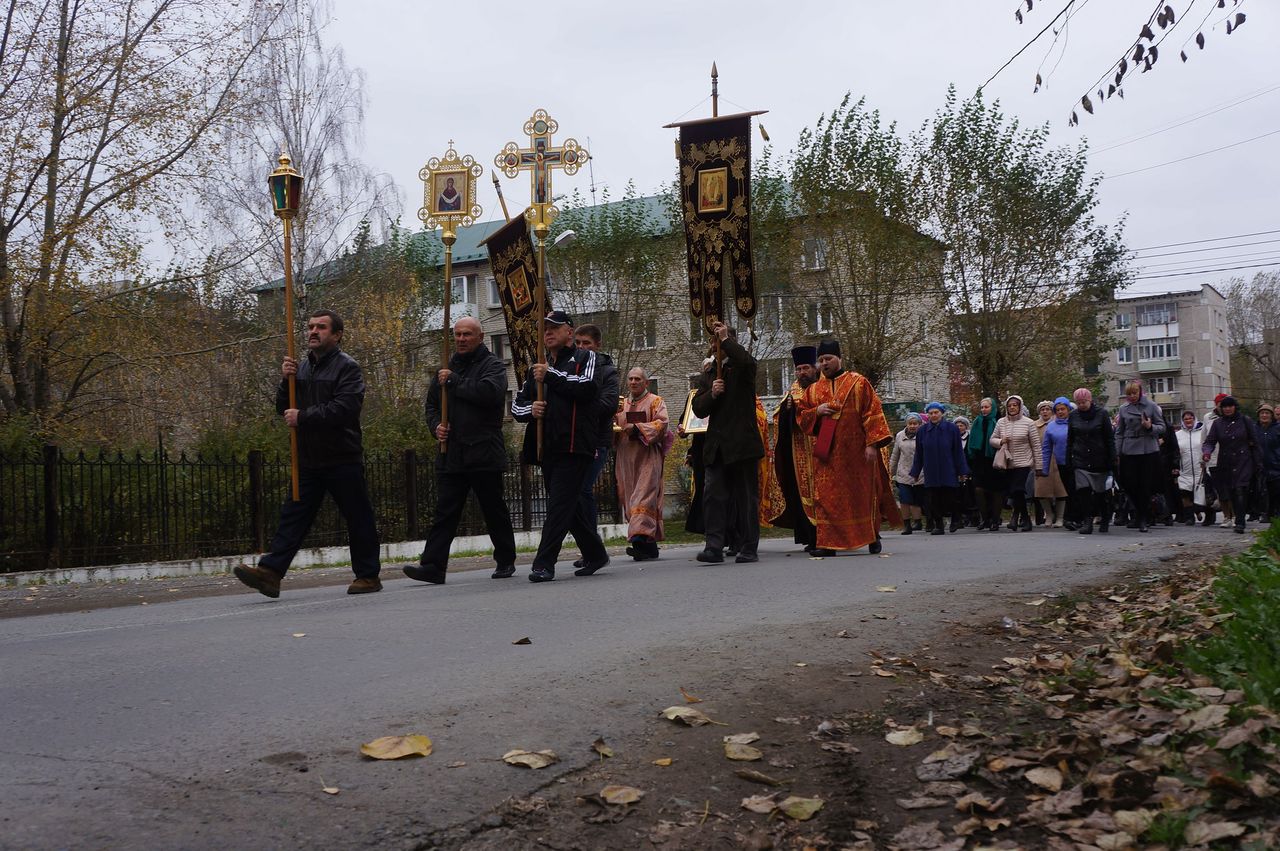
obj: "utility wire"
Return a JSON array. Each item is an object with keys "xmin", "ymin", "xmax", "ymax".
[
  {"xmin": 1133, "ymin": 237, "xmax": 1280, "ymax": 260},
  {"xmin": 983, "ymin": 1, "xmax": 1077, "ymax": 88},
  {"xmin": 1130, "ymin": 228, "xmax": 1280, "ymax": 252},
  {"xmin": 1103, "ymin": 127, "xmax": 1280, "ymax": 178},
  {"xmin": 1091, "ymin": 83, "xmax": 1280, "ymax": 153}
]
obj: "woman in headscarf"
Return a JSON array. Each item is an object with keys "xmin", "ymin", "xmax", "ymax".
[
  {"xmin": 1066, "ymin": 387, "xmax": 1114, "ymax": 534},
  {"xmin": 1201, "ymin": 395, "xmax": 1263, "ymax": 534},
  {"xmin": 1173, "ymin": 410, "xmax": 1208, "ymax": 525},
  {"xmin": 909, "ymin": 402, "xmax": 969, "ymax": 535},
  {"xmin": 1114, "ymin": 379, "xmax": 1166, "ymax": 533},
  {"xmin": 889, "ymin": 412, "xmax": 924, "ymax": 534},
  {"xmin": 967, "ymin": 397, "xmax": 1003, "ymax": 530},
  {"xmin": 953, "ymin": 416, "xmax": 980, "ymax": 528},
  {"xmin": 1034, "ymin": 399, "xmax": 1069, "ymax": 527},
  {"xmin": 991, "ymin": 395, "xmax": 1041, "ymax": 531}
]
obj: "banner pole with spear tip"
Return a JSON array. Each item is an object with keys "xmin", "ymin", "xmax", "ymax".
[
  {"xmin": 268, "ymin": 152, "xmax": 304, "ymax": 502},
  {"xmin": 419, "ymin": 142, "xmax": 484, "ymax": 456},
  {"xmin": 492, "ymin": 172, "xmax": 511, "ymax": 223},
  {"xmin": 494, "ymin": 110, "xmax": 589, "ymax": 463}
]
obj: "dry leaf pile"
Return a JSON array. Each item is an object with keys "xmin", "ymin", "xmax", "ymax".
[{"xmin": 872, "ymin": 560, "xmax": 1280, "ymax": 849}]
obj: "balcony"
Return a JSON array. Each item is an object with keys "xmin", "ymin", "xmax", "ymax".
[
  {"xmin": 1138, "ymin": 358, "xmax": 1180, "ymax": 373},
  {"xmin": 1151, "ymin": 391, "xmax": 1181, "ymax": 407}
]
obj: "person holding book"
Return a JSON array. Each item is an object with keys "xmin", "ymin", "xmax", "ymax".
[{"xmin": 614, "ymin": 367, "xmax": 673, "ymax": 560}]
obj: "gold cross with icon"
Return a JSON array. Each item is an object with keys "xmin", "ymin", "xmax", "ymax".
[{"xmin": 494, "ymin": 109, "xmax": 588, "ymax": 228}]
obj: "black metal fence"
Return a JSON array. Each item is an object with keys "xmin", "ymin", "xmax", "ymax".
[{"xmin": 0, "ymin": 447, "xmax": 618, "ymax": 573}]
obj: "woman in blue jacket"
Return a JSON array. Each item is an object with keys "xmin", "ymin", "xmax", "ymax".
[{"xmin": 910, "ymin": 402, "xmax": 970, "ymax": 535}]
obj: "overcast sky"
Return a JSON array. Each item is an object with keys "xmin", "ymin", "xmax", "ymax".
[{"xmin": 329, "ymin": 0, "xmax": 1276, "ymax": 295}]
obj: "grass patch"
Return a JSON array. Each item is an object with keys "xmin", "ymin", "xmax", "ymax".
[{"xmin": 1182, "ymin": 522, "xmax": 1280, "ymax": 710}]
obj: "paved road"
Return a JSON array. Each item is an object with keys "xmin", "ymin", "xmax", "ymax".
[{"xmin": 0, "ymin": 525, "xmax": 1247, "ymax": 849}]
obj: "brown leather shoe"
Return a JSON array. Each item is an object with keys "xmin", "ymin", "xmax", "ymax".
[
  {"xmin": 234, "ymin": 564, "xmax": 281, "ymax": 598},
  {"xmin": 347, "ymin": 576, "xmax": 383, "ymax": 595}
]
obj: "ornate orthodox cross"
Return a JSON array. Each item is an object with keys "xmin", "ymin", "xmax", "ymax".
[{"xmin": 494, "ymin": 109, "xmax": 588, "ymax": 229}]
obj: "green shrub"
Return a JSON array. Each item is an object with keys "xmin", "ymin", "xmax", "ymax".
[{"xmin": 1183, "ymin": 522, "xmax": 1280, "ymax": 709}]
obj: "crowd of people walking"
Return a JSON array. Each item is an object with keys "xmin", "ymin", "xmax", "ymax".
[{"xmin": 232, "ymin": 308, "xmax": 1280, "ymax": 600}]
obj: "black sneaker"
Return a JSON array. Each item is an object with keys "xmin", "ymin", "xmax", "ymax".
[
  {"xmin": 868, "ymin": 539, "xmax": 883, "ymax": 555},
  {"xmin": 491, "ymin": 564, "xmax": 516, "ymax": 579},
  {"xmin": 572, "ymin": 559, "xmax": 584, "ymax": 569},
  {"xmin": 695, "ymin": 548, "xmax": 724, "ymax": 563},
  {"xmin": 809, "ymin": 547, "xmax": 836, "ymax": 557},
  {"xmin": 402, "ymin": 564, "xmax": 446, "ymax": 584},
  {"xmin": 574, "ymin": 557, "xmax": 610, "ymax": 576},
  {"xmin": 734, "ymin": 553, "xmax": 759, "ymax": 563},
  {"xmin": 528, "ymin": 567, "xmax": 555, "ymax": 582}
]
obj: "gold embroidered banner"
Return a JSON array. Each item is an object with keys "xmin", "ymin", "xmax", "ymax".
[
  {"xmin": 481, "ymin": 215, "xmax": 551, "ymax": 384},
  {"xmin": 672, "ymin": 113, "xmax": 757, "ymax": 330}
]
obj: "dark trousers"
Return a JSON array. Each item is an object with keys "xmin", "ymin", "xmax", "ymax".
[
  {"xmin": 577, "ymin": 446, "xmax": 610, "ymax": 531},
  {"xmin": 924, "ymin": 486, "xmax": 956, "ymax": 530},
  {"xmin": 1056, "ymin": 465, "xmax": 1076, "ymax": 522},
  {"xmin": 1120, "ymin": 452, "xmax": 1160, "ymax": 524},
  {"xmin": 418, "ymin": 470, "xmax": 516, "ymax": 570},
  {"xmin": 1227, "ymin": 486, "xmax": 1251, "ymax": 528},
  {"xmin": 704, "ymin": 458, "xmax": 760, "ymax": 557},
  {"xmin": 533, "ymin": 452, "xmax": 607, "ymax": 571},
  {"xmin": 259, "ymin": 462, "xmax": 380, "ymax": 578},
  {"xmin": 1266, "ymin": 479, "xmax": 1280, "ymax": 520}
]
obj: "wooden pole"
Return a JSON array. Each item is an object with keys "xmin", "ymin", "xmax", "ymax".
[
  {"xmin": 282, "ymin": 217, "xmax": 301, "ymax": 502},
  {"xmin": 439, "ymin": 226, "xmax": 455, "ymax": 454},
  {"xmin": 492, "ymin": 173, "xmax": 511, "ymax": 222},
  {"xmin": 711, "ymin": 61, "xmax": 719, "ymax": 118},
  {"xmin": 534, "ymin": 218, "xmax": 548, "ymax": 463}
]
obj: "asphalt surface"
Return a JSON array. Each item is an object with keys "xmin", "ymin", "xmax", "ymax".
[{"xmin": 0, "ymin": 524, "xmax": 1250, "ymax": 850}]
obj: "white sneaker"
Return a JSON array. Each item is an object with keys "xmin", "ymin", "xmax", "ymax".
[{"xmin": 1219, "ymin": 519, "xmax": 1233, "ymax": 527}]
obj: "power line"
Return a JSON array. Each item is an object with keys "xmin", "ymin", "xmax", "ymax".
[
  {"xmin": 1134, "ymin": 237, "xmax": 1280, "ymax": 260},
  {"xmin": 982, "ymin": 1, "xmax": 1077, "ymax": 89},
  {"xmin": 1091, "ymin": 83, "xmax": 1280, "ymax": 153},
  {"xmin": 1102, "ymin": 127, "xmax": 1280, "ymax": 179},
  {"xmin": 1136, "ymin": 251, "xmax": 1280, "ymax": 271},
  {"xmin": 1129, "ymin": 228, "xmax": 1280, "ymax": 252}
]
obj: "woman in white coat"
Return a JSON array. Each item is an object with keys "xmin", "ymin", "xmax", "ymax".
[{"xmin": 1173, "ymin": 410, "xmax": 1209, "ymax": 525}]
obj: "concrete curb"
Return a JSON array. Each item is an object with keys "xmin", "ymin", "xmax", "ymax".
[{"xmin": 0, "ymin": 524, "xmax": 630, "ymax": 588}]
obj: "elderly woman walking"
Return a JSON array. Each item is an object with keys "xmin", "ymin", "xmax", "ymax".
[
  {"xmin": 889, "ymin": 412, "xmax": 925, "ymax": 534},
  {"xmin": 1114, "ymin": 379, "xmax": 1166, "ymax": 533},
  {"xmin": 953, "ymin": 416, "xmax": 980, "ymax": 527},
  {"xmin": 968, "ymin": 397, "xmax": 1004, "ymax": 530},
  {"xmin": 1037, "ymin": 398, "xmax": 1072, "ymax": 527},
  {"xmin": 1258, "ymin": 403, "xmax": 1280, "ymax": 520},
  {"xmin": 991, "ymin": 395, "xmax": 1041, "ymax": 531},
  {"xmin": 1173, "ymin": 410, "xmax": 1208, "ymax": 525},
  {"xmin": 1202, "ymin": 395, "xmax": 1263, "ymax": 534},
  {"xmin": 910, "ymin": 402, "xmax": 970, "ymax": 534},
  {"xmin": 1066, "ymin": 387, "xmax": 1114, "ymax": 534}
]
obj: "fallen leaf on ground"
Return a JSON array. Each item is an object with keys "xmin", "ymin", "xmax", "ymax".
[
  {"xmin": 512, "ymin": 637, "xmax": 531, "ymax": 645},
  {"xmin": 446, "ymin": 761, "xmax": 466, "ymax": 768},
  {"xmin": 360, "ymin": 734, "xmax": 433, "ymax": 760},
  {"xmin": 886, "ymin": 728, "xmax": 925, "ymax": 746},
  {"xmin": 319, "ymin": 777, "xmax": 339, "ymax": 795},
  {"xmin": 897, "ymin": 796, "xmax": 950, "ymax": 810},
  {"xmin": 793, "ymin": 662, "xmax": 808, "ymax": 667},
  {"xmin": 679, "ymin": 686, "xmax": 702, "ymax": 703},
  {"xmin": 652, "ymin": 757, "xmax": 672, "ymax": 766},
  {"xmin": 591, "ymin": 738, "xmax": 614, "ymax": 758},
  {"xmin": 819, "ymin": 741, "xmax": 861, "ymax": 755},
  {"xmin": 872, "ymin": 668, "xmax": 897, "ymax": 678},
  {"xmin": 724, "ymin": 742, "xmax": 764, "ymax": 761},
  {"xmin": 777, "ymin": 796, "xmax": 823, "ymax": 820},
  {"xmin": 660, "ymin": 706, "xmax": 724, "ymax": 726},
  {"xmin": 1024, "ymin": 766, "xmax": 1064, "ymax": 792},
  {"xmin": 724, "ymin": 732, "xmax": 760, "ymax": 745},
  {"xmin": 876, "ymin": 585, "xmax": 897, "ymax": 592},
  {"xmin": 735, "ymin": 768, "xmax": 784, "ymax": 786},
  {"xmin": 936, "ymin": 725, "xmax": 960, "ymax": 737},
  {"xmin": 741, "ymin": 793, "xmax": 778, "ymax": 814},
  {"xmin": 502, "ymin": 749, "xmax": 559, "ymax": 769},
  {"xmin": 292, "ymin": 633, "xmax": 306, "ymax": 638},
  {"xmin": 600, "ymin": 784, "xmax": 643, "ymax": 805},
  {"xmin": 1184, "ymin": 820, "xmax": 1246, "ymax": 845}
]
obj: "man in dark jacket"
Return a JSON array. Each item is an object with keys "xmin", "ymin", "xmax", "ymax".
[
  {"xmin": 234, "ymin": 310, "xmax": 381, "ymax": 598},
  {"xmin": 692, "ymin": 322, "xmax": 762, "ymax": 564},
  {"xmin": 1258, "ymin": 403, "xmax": 1280, "ymax": 520},
  {"xmin": 571, "ymin": 323, "xmax": 619, "ymax": 567},
  {"xmin": 512, "ymin": 310, "xmax": 610, "ymax": 582},
  {"xmin": 402, "ymin": 317, "xmax": 516, "ymax": 584}
]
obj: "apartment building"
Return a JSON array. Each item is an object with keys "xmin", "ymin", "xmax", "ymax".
[{"xmin": 1098, "ymin": 284, "xmax": 1232, "ymax": 421}]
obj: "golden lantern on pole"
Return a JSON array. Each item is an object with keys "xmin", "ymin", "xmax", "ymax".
[{"xmin": 269, "ymin": 152, "xmax": 303, "ymax": 501}]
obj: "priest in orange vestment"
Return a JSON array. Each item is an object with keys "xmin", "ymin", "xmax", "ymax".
[
  {"xmin": 796, "ymin": 339, "xmax": 895, "ymax": 555},
  {"xmin": 614, "ymin": 367, "xmax": 672, "ymax": 561}
]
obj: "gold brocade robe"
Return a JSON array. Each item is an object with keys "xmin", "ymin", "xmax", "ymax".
[
  {"xmin": 614, "ymin": 393, "xmax": 670, "ymax": 541},
  {"xmin": 797, "ymin": 370, "xmax": 896, "ymax": 551},
  {"xmin": 778, "ymin": 380, "xmax": 817, "ymax": 527},
  {"xmin": 756, "ymin": 398, "xmax": 787, "ymax": 526}
]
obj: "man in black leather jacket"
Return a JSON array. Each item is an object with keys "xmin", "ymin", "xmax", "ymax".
[
  {"xmin": 512, "ymin": 310, "xmax": 610, "ymax": 582},
  {"xmin": 234, "ymin": 310, "xmax": 381, "ymax": 598},
  {"xmin": 401, "ymin": 316, "xmax": 516, "ymax": 584}
]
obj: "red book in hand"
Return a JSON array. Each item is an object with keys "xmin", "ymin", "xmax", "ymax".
[
  {"xmin": 625, "ymin": 411, "xmax": 649, "ymax": 424},
  {"xmin": 814, "ymin": 416, "xmax": 837, "ymax": 461}
]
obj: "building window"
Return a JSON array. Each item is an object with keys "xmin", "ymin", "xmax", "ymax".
[
  {"xmin": 1114, "ymin": 312, "xmax": 1132, "ymax": 330},
  {"xmin": 759, "ymin": 293, "xmax": 784, "ymax": 332},
  {"xmin": 801, "ymin": 237, "xmax": 828, "ymax": 271},
  {"xmin": 807, "ymin": 302, "xmax": 834, "ymax": 333},
  {"xmin": 688, "ymin": 314, "xmax": 707, "ymax": 342},
  {"xmin": 881, "ymin": 372, "xmax": 896, "ymax": 400},
  {"xmin": 451, "ymin": 274, "xmax": 476, "ymax": 305},
  {"xmin": 757, "ymin": 359, "xmax": 791, "ymax": 396},
  {"xmin": 487, "ymin": 277, "xmax": 501, "ymax": 307},
  {"xmin": 647, "ymin": 377, "xmax": 659, "ymax": 395},
  {"xmin": 491, "ymin": 334, "xmax": 508, "ymax": 361},
  {"xmin": 1116, "ymin": 346, "xmax": 1133, "ymax": 364},
  {"xmin": 1147, "ymin": 376, "xmax": 1177, "ymax": 394},
  {"xmin": 1137, "ymin": 337, "xmax": 1178, "ymax": 361},
  {"xmin": 1136, "ymin": 302, "xmax": 1177, "ymax": 326},
  {"xmin": 633, "ymin": 317, "xmax": 657, "ymax": 350},
  {"xmin": 921, "ymin": 375, "xmax": 930, "ymax": 401}
]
